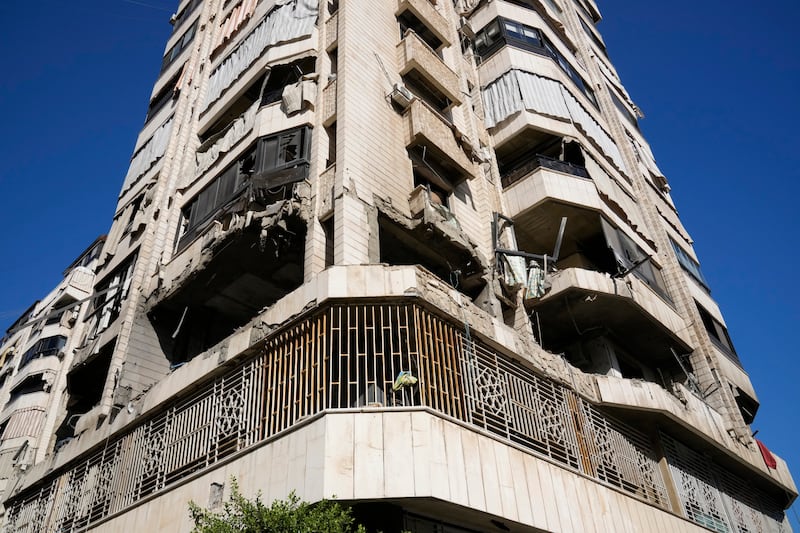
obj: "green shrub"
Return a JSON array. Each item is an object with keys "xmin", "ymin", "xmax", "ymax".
[{"xmin": 189, "ymin": 479, "xmax": 366, "ymax": 533}]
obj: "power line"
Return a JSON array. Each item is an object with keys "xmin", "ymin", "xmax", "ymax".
[{"xmin": 121, "ymin": 0, "xmax": 173, "ymax": 12}]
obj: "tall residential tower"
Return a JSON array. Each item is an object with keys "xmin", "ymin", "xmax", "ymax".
[{"xmin": 1, "ymin": 0, "xmax": 795, "ymax": 531}]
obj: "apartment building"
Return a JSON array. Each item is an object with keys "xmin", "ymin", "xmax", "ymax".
[
  {"xmin": 0, "ymin": 0, "xmax": 795, "ymax": 531},
  {"xmin": 0, "ymin": 238, "xmax": 104, "ymax": 503}
]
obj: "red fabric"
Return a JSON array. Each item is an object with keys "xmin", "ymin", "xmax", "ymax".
[{"xmin": 756, "ymin": 439, "xmax": 777, "ymax": 469}]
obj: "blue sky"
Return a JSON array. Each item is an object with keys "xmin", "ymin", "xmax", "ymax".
[{"xmin": 1, "ymin": 0, "xmax": 799, "ymax": 525}]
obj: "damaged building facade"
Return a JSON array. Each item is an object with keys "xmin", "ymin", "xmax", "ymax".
[{"xmin": 0, "ymin": 0, "xmax": 796, "ymax": 531}]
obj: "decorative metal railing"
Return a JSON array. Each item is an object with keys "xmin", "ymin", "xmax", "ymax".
[
  {"xmin": 662, "ymin": 433, "xmax": 788, "ymax": 533},
  {"xmin": 2, "ymin": 303, "xmax": 784, "ymax": 532}
]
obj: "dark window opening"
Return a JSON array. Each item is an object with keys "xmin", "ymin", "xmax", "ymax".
[
  {"xmin": 200, "ymin": 76, "xmax": 265, "ymax": 144},
  {"xmin": 734, "ymin": 386, "xmax": 758, "ymax": 425},
  {"xmin": 89, "ymin": 255, "xmax": 137, "ymax": 334},
  {"xmin": 199, "ymin": 58, "xmax": 316, "ymax": 143},
  {"xmin": 327, "ymin": 0, "xmax": 338, "ymax": 15},
  {"xmin": 325, "ymin": 122, "xmax": 337, "ymax": 167},
  {"xmin": 171, "ymin": 0, "xmax": 202, "ymax": 32},
  {"xmin": 322, "ymin": 216, "xmax": 335, "ymax": 267},
  {"xmin": 496, "ymin": 133, "xmax": 589, "ymax": 188},
  {"xmin": 328, "ymin": 48, "xmax": 338, "ymax": 78},
  {"xmin": 379, "ymin": 215, "xmax": 486, "ymax": 300},
  {"xmin": 696, "ymin": 302, "xmax": 741, "ymax": 365},
  {"xmin": 398, "ymin": 11, "xmax": 443, "ymax": 54},
  {"xmin": 403, "ymin": 71, "xmax": 452, "ymax": 120},
  {"xmin": 9, "ymin": 374, "xmax": 48, "ymax": 402},
  {"xmin": 261, "ymin": 57, "xmax": 317, "ymax": 106},
  {"xmin": 161, "ymin": 21, "xmax": 197, "ymax": 73},
  {"xmin": 19, "ymin": 335, "xmax": 66, "ymax": 368},
  {"xmin": 0, "ymin": 370, "xmax": 12, "ymax": 390},
  {"xmin": 601, "ymin": 218, "xmax": 671, "ymax": 302},
  {"xmin": 410, "ymin": 147, "xmax": 453, "ymax": 209},
  {"xmin": 145, "ymin": 68, "xmax": 183, "ymax": 124},
  {"xmin": 55, "ymin": 342, "xmax": 114, "ymax": 449}
]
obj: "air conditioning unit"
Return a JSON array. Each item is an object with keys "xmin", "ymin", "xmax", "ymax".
[
  {"xmin": 459, "ymin": 17, "xmax": 475, "ymax": 39},
  {"xmin": 390, "ymin": 83, "xmax": 415, "ymax": 109}
]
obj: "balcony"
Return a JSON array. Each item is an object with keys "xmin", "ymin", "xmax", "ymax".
[
  {"xmin": 325, "ymin": 10, "xmax": 338, "ymax": 50},
  {"xmin": 502, "ymin": 153, "xmax": 589, "ymax": 189},
  {"xmin": 7, "ymin": 295, "xmax": 795, "ymax": 533},
  {"xmin": 322, "ymin": 78, "xmax": 337, "ymax": 126},
  {"xmin": 397, "ymin": 31, "xmax": 461, "ymax": 105},
  {"xmin": 396, "ymin": 0, "xmax": 451, "ymax": 49},
  {"xmin": 56, "ymin": 267, "xmax": 94, "ymax": 305},
  {"xmin": 526, "ymin": 267, "xmax": 690, "ymax": 363},
  {"xmin": 595, "ymin": 374, "xmax": 797, "ymax": 500},
  {"xmin": 403, "ymin": 99, "xmax": 476, "ymax": 181}
]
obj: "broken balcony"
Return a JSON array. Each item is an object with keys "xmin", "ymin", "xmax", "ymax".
[
  {"xmin": 379, "ymin": 205, "xmax": 486, "ymax": 299},
  {"xmin": 397, "ymin": 30, "xmax": 461, "ymax": 107},
  {"xmin": 500, "ymin": 190, "xmax": 689, "ymax": 371},
  {"xmin": 151, "ymin": 205, "xmax": 306, "ymax": 365},
  {"xmin": 403, "ymin": 99, "xmax": 476, "ymax": 182},
  {"xmin": 529, "ymin": 266, "xmax": 692, "ymax": 363}
]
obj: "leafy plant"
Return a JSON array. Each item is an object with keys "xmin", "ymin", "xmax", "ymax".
[{"xmin": 189, "ymin": 478, "xmax": 366, "ymax": 533}]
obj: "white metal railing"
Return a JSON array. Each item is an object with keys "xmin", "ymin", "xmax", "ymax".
[{"xmin": 2, "ymin": 303, "xmax": 785, "ymax": 532}]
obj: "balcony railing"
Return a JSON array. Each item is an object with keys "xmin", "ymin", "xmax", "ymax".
[
  {"xmin": 501, "ymin": 153, "xmax": 589, "ymax": 188},
  {"xmin": 3, "ymin": 303, "xmax": 788, "ymax": 532}
]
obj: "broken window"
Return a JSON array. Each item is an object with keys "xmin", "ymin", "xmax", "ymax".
[
  {"xmin": 200, "ymin": 77, "xmax": 264, "ymax": 144},
  {"xmin": 379, "ymin": 214, "xmax": 485, "ymax": 299},
  {"xmin": 695, "ymin": 302, "xmax": 740, "ymax": 365},
  {"xmin": 260, "ymin": 57, "xmax": 317, "ymax": 106},
  {"xmin": 322, "ymin": 216, "xmax": 335, "ymax": 267},
  {"xmin": 154, "ymin": 214, "xmax": 307, "ymax": 364},
  {"xmin": 252, "ymin": 126, "xmax": 312, "ymax": 188},
  {"xmin": 89, "ymin": 255, "xmax": 137, "ymax": 335},
  {"xmin": 180, "ymin": 147, "xmax": 253, "ymax": 249},
  {"xmin": 402, "ymin": 71, "xmax": 452, "ymax": 120},
  {"xmin": 601, "ymin": 218, "xmax": 671, "ymax": 302},
  {"xmin": 56, "ymin": 340, "xmax": 114, "ymax": 448},
  {"xmin": 180, "ymin": 127, "xmax": 312, "ymax": 250},
  {"xmin": 410, "ymin": 146, "xmax": 453, "ymax": 208},
  {"xmin": 325, "ymin": 121, "xmax": 337, "ymax": 167},
  {"xmin": 19, "ymin": 335, "xmax": 66, "ymax": 369},
  {"xmin": 8, "ymin": 374, "xmax": 49, "ymax": 402},
  {"xmin": 161, "ymin": 20, "xmax": 197, "ymax": 73},
  {"xmin": 199, "ymin": 58, "xmax": 316, "ymax": 144},
  {"xmin": 497, "ymin": 133, "xmax": 589, "ymax": 187}
]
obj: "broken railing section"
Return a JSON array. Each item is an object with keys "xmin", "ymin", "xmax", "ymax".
[{"xmin": 493, "ymin": 212, "xmax": 566, "ymax": 300}]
